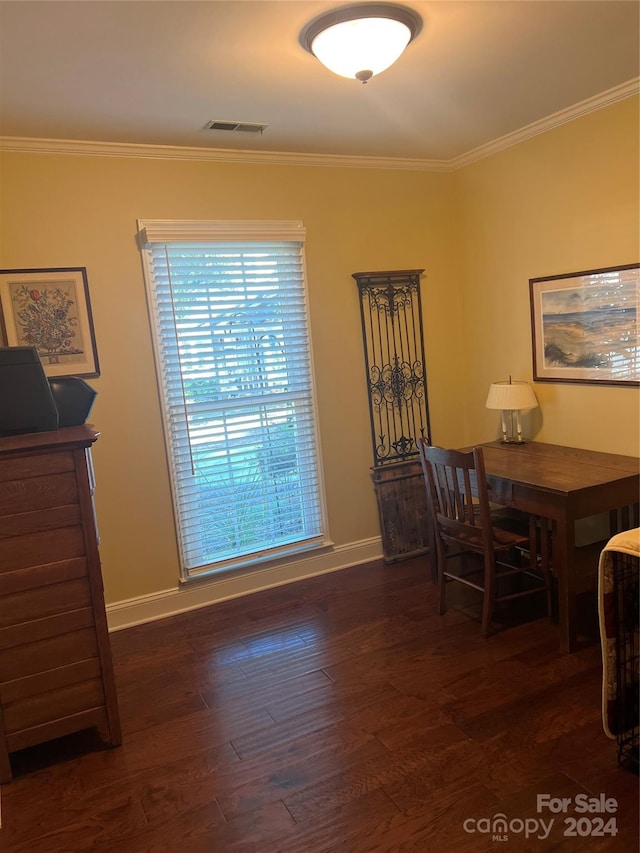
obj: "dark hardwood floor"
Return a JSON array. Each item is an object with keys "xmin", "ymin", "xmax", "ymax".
[{"xmin": 1, "ymin": 556, "xmax": 638, "ymax": 852}]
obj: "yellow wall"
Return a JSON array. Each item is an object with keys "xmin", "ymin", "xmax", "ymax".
[
  {"xmin": 0, "ymin": 153, "xmax": 464, "ymax": 602},
  {"xmin": 0, "ymin": 96, "xmax": 637, "ymax": 605},
  {"xmin": 453, "ymin": 97, "xmax": 640, "ymax": 453}
]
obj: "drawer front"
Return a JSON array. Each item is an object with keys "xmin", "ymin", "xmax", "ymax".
[
  {"xmin": 0, "ymin": 472, "xmax": 79, "ymax": 517},
  {"xmin": 0, "ymin": 557, "xmax": 87, "ymax": 597},
  {"xmin": 0, "ymin": 606, "xmax": 95, "ymax": 651},
  {"xmin": 0, "ymin": 504, "xmax": 81, "ymax": 539},
  {"xmin": 3, "ymin": 676, "xmax": 105, "ymax": 734},
  {"xmin": 0, "ymin": 451, "xmax": 75, "ymax": 485},
  {"xmin": 0, "ymin": 526, "xmax": 86, "ymax": 574},
  {"xmin": 1, "ymin": 658, "xmax": 102, "ymax": 704},
  {"xmin": 0, "ymin": 623, "xmax": 98, "ymax": 682},
  {"xmin": 0, "ymin": 577, "xmax": 92, "ymax": 629},
  {"xmin": 6, "ymin": 708, "xmax": 106, "ymax": 753}
]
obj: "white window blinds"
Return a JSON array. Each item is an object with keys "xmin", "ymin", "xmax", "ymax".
[{"xmin": 138, "ymin": 220, "xmax": 327, "ymax": 579}]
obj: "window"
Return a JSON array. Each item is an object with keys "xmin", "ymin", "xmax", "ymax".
[{"xmin": 138, "ymin": 220, "xmax": 328, "ymax": 580}]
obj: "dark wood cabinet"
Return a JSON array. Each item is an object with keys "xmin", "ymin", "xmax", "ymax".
[{"xmin": 0, "ymin": 425, "xmax": 120, "ymax": 783}]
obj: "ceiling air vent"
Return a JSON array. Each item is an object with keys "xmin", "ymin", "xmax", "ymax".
[{"xmin": 204, "ymin": 120, "xmax": 268, "ymax": 134}]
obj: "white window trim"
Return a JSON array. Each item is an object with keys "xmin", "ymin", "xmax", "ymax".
[
  {"xmin": 137, "ymin": 220, "xmax": 306, "ymax": 245},
  {"xmin": 138, "ymin": 219, "xmax": 331, "ymax": 582}
]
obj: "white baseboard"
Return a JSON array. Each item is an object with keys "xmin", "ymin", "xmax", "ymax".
[{"xmin": 106, "ymin": 537, "xmax": 383, "ymax": 632}]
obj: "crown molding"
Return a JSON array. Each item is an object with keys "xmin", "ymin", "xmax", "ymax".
[
  {"xmin": 1, "ymin": 78, "xmax": 637, "ymax": 172},
  {"xmin": 450, "ymin": 77, "xmax": 640, "ymax": 170},
  {"xmin": 0, "ymin": 135, "xmax": 447, "ymax": 172}
]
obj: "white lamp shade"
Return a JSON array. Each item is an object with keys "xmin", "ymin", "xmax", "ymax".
[
  {"xmin": 486, "ymin": 380, "xmax": 538, "ymax": 411},
  {"xmin": 310, "ymin": 17, "xmax": 412, "ymax": 79}
]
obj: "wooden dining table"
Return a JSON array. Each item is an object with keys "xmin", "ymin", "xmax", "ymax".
[{"xmin": 474, "ymin": 441, "xmax": 639, "ymax": 652}]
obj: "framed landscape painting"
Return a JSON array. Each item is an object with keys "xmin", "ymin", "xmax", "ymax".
[
  {"xmin": 530, "ymin": 264, "xmax": 639, "ymax": 386},
  {"xmin": 0, "ymin": 267, "xmax": 100, "ymax": 377}
]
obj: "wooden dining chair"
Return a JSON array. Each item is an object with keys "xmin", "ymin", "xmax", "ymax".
[{"xmin": 418, "ymin": 440, "xmax": 551, "ymax": 637}]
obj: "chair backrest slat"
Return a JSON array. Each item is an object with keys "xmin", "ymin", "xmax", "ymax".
[
  {"xmin": 462, "ymin": 468, "xmax": 474, "ymax": 524},
  {"xmin": 418, "ymin": 440, "xmax": 494, "ymax": 554}
]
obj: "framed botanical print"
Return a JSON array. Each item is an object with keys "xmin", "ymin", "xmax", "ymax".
[{"xmin": 0, "ymin": 267, "xmax": 100, "ymax": 377}]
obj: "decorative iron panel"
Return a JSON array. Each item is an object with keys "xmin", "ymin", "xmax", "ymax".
[{"xmin": 353, "ymin": 269, "xmax": 431, "ymax": 466}]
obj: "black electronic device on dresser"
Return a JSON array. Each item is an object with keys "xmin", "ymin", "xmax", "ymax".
[
  {"xmin": 0, "ymin": 346, "xmax": 97, "ymax": 435},
  {"xmin": 48, "ymin": 376, "xmax": 97, "ymax": 427},
  {"xmin": 0, "ymin": 345, "xmax": 58, "ymax": 435}
]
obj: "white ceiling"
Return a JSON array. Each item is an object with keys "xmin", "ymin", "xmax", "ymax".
[{"xmin": 0, "ymin": 1, "xmax": 638, "ymax": 165}]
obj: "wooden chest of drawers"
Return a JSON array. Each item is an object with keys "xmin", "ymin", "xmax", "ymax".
[{"xmin": 0, "ymin": 425, "xmax": 120, "ymax": 782}]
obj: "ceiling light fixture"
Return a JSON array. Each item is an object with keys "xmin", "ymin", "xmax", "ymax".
[{"xmin": 299, "ymin": 3, "xmax": 422, "ymax": 84}]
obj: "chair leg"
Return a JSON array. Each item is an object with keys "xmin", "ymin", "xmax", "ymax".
[
  {"xmin": 428, "ymin": 524, "xmax": 439, "ymax": 585},
  {"xmin": 438, "ymin": 572, "xmax": 447, "ymax": 615},
  {"xmin": 481, "ymin": 552, "xmax": 495, "ymax": 638},
  {"xmin": 437, "ymin": 544, "xmax": 447, "ymax": 616}
]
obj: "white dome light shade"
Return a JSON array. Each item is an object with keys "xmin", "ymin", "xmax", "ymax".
[
  {"xmin": 311, "ymin": 17, "xmax": 412, "ymax": 81},
  {"xmin": 300, "ymin": 4, "xmax": 422, "ymax": 83}
]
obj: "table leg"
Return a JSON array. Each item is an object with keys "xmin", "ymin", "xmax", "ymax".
[{"xmin": 554, "ymin": 517, "xmax": 577, "ymax": 653}]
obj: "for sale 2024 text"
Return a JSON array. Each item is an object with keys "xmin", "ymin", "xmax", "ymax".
[{"xmin": 537, "ymin": 793, "xmax": 618, "ymax": 839}]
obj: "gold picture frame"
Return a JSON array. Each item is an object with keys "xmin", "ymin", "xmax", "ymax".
[
  {"xmin": 530, "ymin": 263, "xmax": 639, "ymax": 386},
  {"xmin": 0, "ymin": 267, "xmax": 100, "ymax": 377}
]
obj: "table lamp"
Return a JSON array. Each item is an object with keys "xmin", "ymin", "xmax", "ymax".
[{"xmin": 485, "ymin": 377, "xmax": 539, "ymax": 444}]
